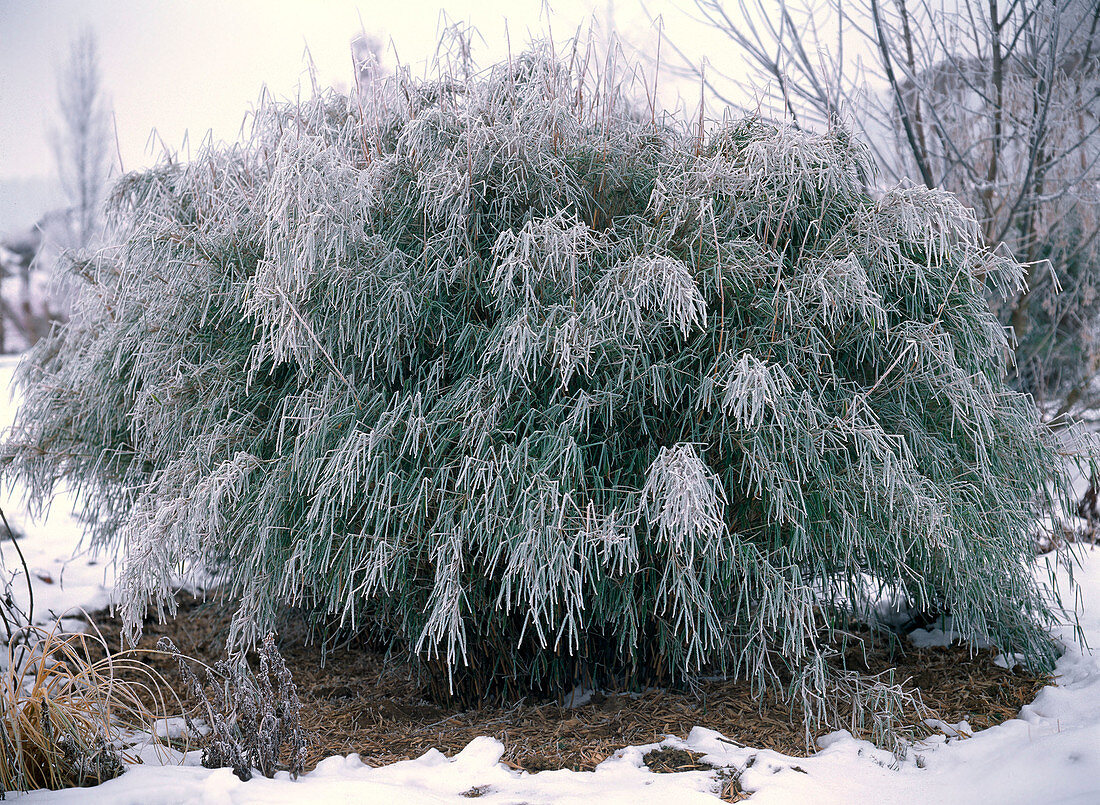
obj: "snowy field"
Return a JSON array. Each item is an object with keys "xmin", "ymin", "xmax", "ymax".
[{"xmin": 4, "ymin": 353, "xmax": 1100, "ymax": 804}]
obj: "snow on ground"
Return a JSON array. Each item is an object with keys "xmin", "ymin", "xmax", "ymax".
[{"xmin": 4, "ymin": 354, "xmax": 1100, "ymax": 803}]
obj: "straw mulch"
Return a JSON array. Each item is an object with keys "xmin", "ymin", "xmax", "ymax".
[{"xmin": 81, "ymin": 592, "xmax": 1049, "ymax": 775}]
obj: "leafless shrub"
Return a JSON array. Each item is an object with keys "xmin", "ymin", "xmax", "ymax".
[{"xmin": 157, "ymin": 635, "xmax": 308, "ymax": 781}]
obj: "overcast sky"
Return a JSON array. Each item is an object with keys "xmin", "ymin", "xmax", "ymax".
[{"xmin": 0, "ymin": 1, "xmax": 695, "ymax": 182}]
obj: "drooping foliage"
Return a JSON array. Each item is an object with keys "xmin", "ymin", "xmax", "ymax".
[{"xmin": 2, "ymin": 43, "xmax": 1073, "ymax": 734}]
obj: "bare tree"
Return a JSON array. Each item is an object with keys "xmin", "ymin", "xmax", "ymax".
[
  {"xmin": 51, "ymin": 28, "xmax": 111, "ymax": 251},
  {"xmin": 655, "ymin": 0, "xmax": 1100, "ymax": 411}
]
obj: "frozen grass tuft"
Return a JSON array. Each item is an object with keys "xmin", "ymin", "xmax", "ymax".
[{"xmin": 0, "ymin": 624, "xmax": 184, "ymax": 796}]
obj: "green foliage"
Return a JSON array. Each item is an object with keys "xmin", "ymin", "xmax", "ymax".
[
  {"xmin": 1, "ymin": 44, "xmax": 1073, "ymax": 737},
  {"xmin": 1001, "ymin": 208, "xmax": 1100, "ymax": 401}
]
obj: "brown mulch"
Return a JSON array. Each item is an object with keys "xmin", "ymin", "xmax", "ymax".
[{"xmin": 80, "ymin": 593, "xmax": 1050, "ymax": 775}]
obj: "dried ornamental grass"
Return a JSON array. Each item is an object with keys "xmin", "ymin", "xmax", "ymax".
[
  {"xmin": 1, "ymin": 38, "xmax": 1082, "ymax": 745},
  {"xmin": 0, "ymin": 623, "xmax": 184, "ymax": 796}
]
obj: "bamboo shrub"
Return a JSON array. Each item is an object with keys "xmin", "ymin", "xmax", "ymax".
[{"xmin": 1, "ymin": 42, "xmax": 1075, "ymax": 741}]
